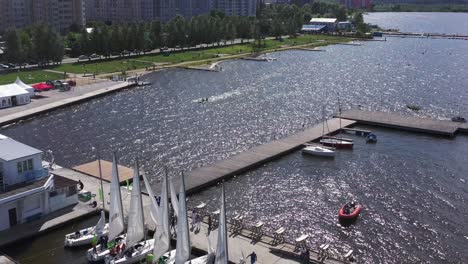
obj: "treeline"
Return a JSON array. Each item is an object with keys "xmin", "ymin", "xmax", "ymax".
[
  {"xmin": 2, "ymin": 2, "xmax": 364, "ymax": 64},
  {"xmin": 373, "ymin": 4, "xmax": 468, "ymax": 12},
  {"xmin": 3, "ymin": 26, "xmax": 64, "ymax": 66}
]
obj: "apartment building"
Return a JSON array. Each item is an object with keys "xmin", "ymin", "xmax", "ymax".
[{"xmin": 0, "ymin": 0, "xmax": 85, "ymax": 34}]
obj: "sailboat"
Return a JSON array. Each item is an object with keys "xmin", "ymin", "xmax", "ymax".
[
  {"xmin": 106, "ymin": 160, "xmax": 154, "ymax": 264},
  {"xmin": 87, "ymin": 153, "xmax": 126, "ymax": 262},
  {"xmin": 64, "ymin": 210, "xmax": 109, "ymax": 247},
  {"xmin": 320, "ymin": 100, "xmax": 354, "ymax": 149},
  {"xmin": 303, "ymin": 107, "xmax": 335, "ymax": 157}
]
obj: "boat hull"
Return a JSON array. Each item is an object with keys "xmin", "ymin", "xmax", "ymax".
[
  {"xmin": 106, "ymin": 239, "xmax": 154, "ymax": 264},
  {"xmin": 64, "ymin": 224, "xmax": 109, "ymax": 247},
  {"xmin": 302, "ymin": 146, "xmax": 335, "ymax": 157},
  {"xmin": 338, "ymin": 205, "xmax": 362, "ymax": 220},
  {"xmin": 320, "ymin": 139, "xmax": 354, "ymax": 149}
]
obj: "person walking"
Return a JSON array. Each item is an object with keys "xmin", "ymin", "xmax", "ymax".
[
  {"xmin": 246, "ymin": 251, "xmax": 257, "ymax": 264},
  {"xmin": 78, "ymin": 180, "xmax": 84, "ymax": 190},
  {"xmin": 207, "ymin": 215, "xmax": 212, "ymax": 236}
]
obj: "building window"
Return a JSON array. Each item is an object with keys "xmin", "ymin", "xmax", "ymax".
[
  {"xmin": 17, "ymin": 162, "xmax": 23, "ymax": 173},
  {"xmin": 28, "ymin": 159, "xmax": 33, "ymax": 170},
  {"xmin": 23, "ymin": 160, "xmax": 27, "ymax": 171}
]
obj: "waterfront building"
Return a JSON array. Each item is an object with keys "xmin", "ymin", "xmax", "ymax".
[
  {"xmin": 210, "ymin": 0, "xmax": 257, "ymax": 17},
  {"xmin": 308, "ymin": 18, "xmax": 338, "ymax": 32},
  {"xmin": 0, "ymin": 0, "xmax": 85, "ymax": 34},
  {"xmin": 0, "ymin": 135, "xmax": 78, "ymax": 231}
]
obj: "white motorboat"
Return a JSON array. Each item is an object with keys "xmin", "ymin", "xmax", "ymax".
[
  {"xmin": 64, "ymin": 211, "xmax": 108, "ymax": 247},
  {"xmin": 320, "ymin": 138, "xmax": 354, "ymax": 149},
  {"xmin": 105, "ymin": 239, "xmax": 155, "ymax": 264},
  {"xmin": 302, "ymin": 145, "xmax": 335, "ymax": 157}
]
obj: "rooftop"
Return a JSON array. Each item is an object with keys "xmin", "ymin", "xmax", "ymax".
[
  {"xmin": 0, "ymin": 176, "xmax": 49, "ymax": 200},
  {"xmin": 0, "ymin": 135, "xmax": 43, "ymax": 161},
  {"xmin": 310, "ymin": 18, "xmax": 337, "ymax": 23}
]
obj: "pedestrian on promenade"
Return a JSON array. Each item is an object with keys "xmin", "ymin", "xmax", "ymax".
[
  {"xmin": 78, "ymin": 180, "xmax": 84, "ymax": 190},
  {"xmin": 247, "ymin": 251, "xmax": 257, "ymax": 264},
  {"xmin": 207, "ymin": 215, "xmax": 212, "ymax": 236}
]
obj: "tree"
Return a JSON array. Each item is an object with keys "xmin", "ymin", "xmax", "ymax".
[{"xmin": 4, "ymin": 30, "xmax": 22, "ymax": 64}]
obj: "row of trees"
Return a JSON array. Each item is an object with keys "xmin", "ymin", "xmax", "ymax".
[
  {"xmin": 3, "ymin": 26, "xmax": 64, "ymax": 66},
  {"xmin": 3, "ymin": 2, "xmax": 365, "ymax": 64}
]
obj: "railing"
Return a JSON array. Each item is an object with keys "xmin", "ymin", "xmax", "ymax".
[{"xmin": 19, "ymin": 168, "xmax": 49, "ymax": 182}]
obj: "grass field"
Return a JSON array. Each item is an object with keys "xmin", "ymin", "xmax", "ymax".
[
  {"xmin": 0, "ymin": 70, "xmax": 64, "ymax": 85},
  {"xmin": 138, "ymin": 51, "xmax": 218, "ymax": 63},
  {"xmin": 52, "ymin": 59, "xmax": 153, "ymax": 74}
]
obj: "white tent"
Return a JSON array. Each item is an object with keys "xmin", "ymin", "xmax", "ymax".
[
  {"xmin": 0, "ymin": 81, "xmax": 31, "ymax": 109},
  {"xmin": 15, "ymin": 77, "xmax": 35, "ymax": 97}
]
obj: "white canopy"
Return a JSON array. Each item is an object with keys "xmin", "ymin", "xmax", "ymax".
[
  {"xmin": 0, "ymin": 83, "xmax": 30, "ymax": 98},
  {"xmin": 15, "ymin": 77, "xmax": 34, "ymax": 96}
]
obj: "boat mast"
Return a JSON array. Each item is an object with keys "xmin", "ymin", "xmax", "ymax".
[
  {"xmin": 113, "ymin": 152, "xmax": 125, "ymax": 232},
  {"xmin": 164, "ymin": 166, "xmax": 171, "ymax": 252},
  {"xmin": 97, "ymin": 149, "xmax": 105, "ymax": 212}
]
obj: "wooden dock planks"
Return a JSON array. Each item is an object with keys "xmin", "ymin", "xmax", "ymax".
[
  {"xmin": 180, "ymin": 118, "xmax": 356, "ymax": 194},
  {"xmin": 72, "ymin": 159, "xmax": 135, "ymax": 184},
  {"xmin": 339, "ymin": 110, "xmax": 460, "ymax": 137}
]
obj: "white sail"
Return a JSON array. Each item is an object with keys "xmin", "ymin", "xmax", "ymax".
[
  {"xmin": 142, "ymin": 172, "xmax": 160, "ymax": 225},
  {"xmin": 175, "ymin": 173, "xmax": 191, "ymax": 264},
  {"xmin": 126, "ymin": 160, "xmax": 145, "ymax": 248},
  {"xmin": 94, "ymin": 210, "xmax": 106, "ymax": 235},
  {"xmin": 108, "ymin": 153, "xmax": 125, "ymax": 241},
  {"xmin": 215, "ymin": 185, "xmax": 228, "ymax": 264},
  {"xmin": 169, "ymin": 179, "xmax": 179, "ymax": 217},
  {"xmin": 153, "ymin": 169, "xmax": 170, "ymax": 262}
]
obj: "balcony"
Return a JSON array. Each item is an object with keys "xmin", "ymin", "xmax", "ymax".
[{"xmin": 20, "ymin": 167, "xmax": 50, "ymax": 183}]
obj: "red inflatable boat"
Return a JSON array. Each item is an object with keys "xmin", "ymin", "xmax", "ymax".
[{"xmin": 338, "ymin": 202, "xmax": 362, "ymax": 220}]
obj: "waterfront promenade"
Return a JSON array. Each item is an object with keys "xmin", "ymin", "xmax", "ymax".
[{"xmin": 0, "ymin": 81, "xmax": 134, "ymax": 127}]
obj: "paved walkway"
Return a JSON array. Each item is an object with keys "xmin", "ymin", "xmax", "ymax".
[
  {"xmin": 0, "ymin": 81, "xmax": 134, "ymax": 126},
  {"xmin": 0, "ymin": 203, "xmax": 98, "ymax": 248}
]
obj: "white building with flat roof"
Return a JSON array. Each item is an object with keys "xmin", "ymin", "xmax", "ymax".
[{"xmin": 0, "ymin": 135, "xmax": 78, "ymax": 231}]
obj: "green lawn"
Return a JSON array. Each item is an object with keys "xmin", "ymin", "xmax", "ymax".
[
  {"xmin": 53, "ymin": 59, "xmax": 153, "ymax": 74},
  {"xmin": 138, "ymin": 51, "xmax": 217, "ymax": 64},
  {"xmin": 0, "ymin": 70, "xmax": 64, "ymax": 85}
]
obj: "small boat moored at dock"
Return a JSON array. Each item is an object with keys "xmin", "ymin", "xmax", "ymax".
[
  {"xmin": 320, "ymin": 138, "xmax": 353, "ymax": 149},
  {"xmin": 451, "ymin": 116, "xmax": 466, "ymax": 123},
  {"xmin": 64, "ymin": 211, "xmax": 108, "ymax": 247},
  {"xmin": 302, "ymin": 145, "xmax": 335, "ymax": 157},
  {"xmin": 366, "ymin": 133, "xmax": 377, "ymax": 143}
]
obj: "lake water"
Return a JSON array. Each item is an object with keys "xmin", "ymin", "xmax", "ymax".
[
  {"xmin": 364, "ymin": 12, "xmax": 468, "ymax": 34},
  {"xmin": 1, "ymin": 12, "xmax": 468, "ymax": 263}
]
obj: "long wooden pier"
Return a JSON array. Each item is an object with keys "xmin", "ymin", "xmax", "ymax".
[
  {"xmin": 181, "ymin": 118, "xmax": 356, "ymax": 194},
  {"xmin": 339, "ymin": 109, "xmax": 468, "ymax": 137}
]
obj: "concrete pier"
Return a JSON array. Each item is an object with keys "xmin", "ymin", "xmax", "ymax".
[
  {"xmin": 181, "ymin": 118, "xmax": 356, "ymax": 194},
  {"xmin": 339, "ymin": 109, "xmax": 468, "ymax": 137},
  {"xmin": 0, "ymin": 202, "xmax": 98, "ymax": 248},
  {"xmin": 0, "ymin": 81, "xmax": 135, "ymax": 127}
]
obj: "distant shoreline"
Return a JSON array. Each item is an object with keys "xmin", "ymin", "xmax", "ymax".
[{"xmin": 371, "ymin": 4, "xmax": 468, "ymax": 13}]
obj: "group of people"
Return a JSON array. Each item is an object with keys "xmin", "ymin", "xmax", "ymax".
[{"xmin": 343, "ymin": 201, "xmax": 356, "ymax": 215}]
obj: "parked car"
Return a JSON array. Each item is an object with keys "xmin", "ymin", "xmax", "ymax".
[
  {"xmin": 5, "ymin": 63, "xmax": 16, "ymax": 68},
  {"xmin": 89, "ymin": 54, "xmax": 100, "ymax": 59},
  {"xmin": 78, "ymin": 55, "xmax": 88, "ymax": 61},
  {"xmin": 59, "ymin": 82, "xmax": 71, "ymax": 91},
  {"xmin": 0, "ymin": 64, "xmax": 8, "ymax": 69}
]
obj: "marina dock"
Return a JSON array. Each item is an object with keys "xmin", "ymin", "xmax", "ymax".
[
  {"xmin": 339, "ymin": 109, "xmax": 468, "ymax": 137},
  {"xmin": 181, "ymin": 118, "xmax": 356, "ymax": 194},
  {"xmin": 52, "ymin": 167, "xmax": 348, "ymax": 264}
]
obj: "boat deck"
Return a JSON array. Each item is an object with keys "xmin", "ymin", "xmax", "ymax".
[{"xmin": 339, "ymin": 109, "xmax": 465, "ymax": 137}]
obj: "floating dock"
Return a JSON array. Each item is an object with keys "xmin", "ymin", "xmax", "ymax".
[
  {"xmin": 180, "ymin": 118, "xmax": 356, "ymax": 194},
  {"xmin": 339, "ymin": 109, "xmax": 468, "ymax": 137},
  {"xmin": 294, "ymin": 47, "xmax": 326, "ymax": 52},
  {"xmin": 72, "ymin": 159, "xmax": 136, "ymax": 185}
]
